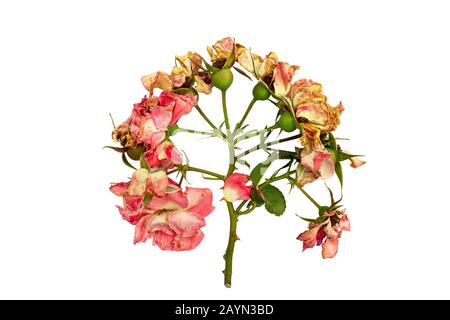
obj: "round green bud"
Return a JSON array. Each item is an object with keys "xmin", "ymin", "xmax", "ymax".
[
  {"xmin": 278, "ymin": 112, "xmax": 297, "ymax": 132},
  {"xmin": 126, "ymin": 144, "xmax": 144, "ymax": 161},
  {"xmin": 252, "ymin": 81, "xmax": 271, "ymax": 100},
  {"xmin": 211, "ymin": 68, "xmax": 233, "ymax": 91}
]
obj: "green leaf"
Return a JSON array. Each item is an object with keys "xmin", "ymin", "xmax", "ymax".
[
  {"xmin": 277, "ymin": 150, "xmax": 297, "ymax": 160},
  {"xmin": 122, "ymin": 153, "xmax": 137, "ymax": 170},
  {"xmin": 335, "ymin": 162, "xmax": 343, "ymax": 188},
  {"xmin": 250, "ymin": 188, "xmax": 264, "ymax": 207},
  {"xmin": 250, "ymin": 150, "xmax": 295, "ymax": 186},
  {"xmin": 296, "ymin": 214, "xmax": 317, "ymax": 223},
  {"xmin": 233, "ymin": 66, "xmax": 253, "ymax": 81},
  {"xmin": 142, "ymin": 193, "xmax": 153, "ymax": 211},
  {"xmin": 260, "ymin": 185, "xmax": 286, "ymax": 216},
  {"xmin": 337, "ymin": 151, "xmax": 363, "ymax": 162},
  {"xmin": 250, "ymin": 162, "xmax": 271, "ymax": 185},
  {"xmin": 200, "ymin": 56, "xmax": 218, "ymax": 72},
  {"xmin": 103, "ymin": 146, "xmax": 126, "ymax": 153}
]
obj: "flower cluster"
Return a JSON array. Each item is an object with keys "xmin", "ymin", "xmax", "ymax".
[
  {"xmin": 107, "ymin": 37, "xmax": 364, "ymax": 287},
  {"xmin": 207, "ymin": 37, "xmax": 365, "ymax": 257},
  {"xmin": 109, "ymin": 85, "xmax": 214, "ymax": 251}
]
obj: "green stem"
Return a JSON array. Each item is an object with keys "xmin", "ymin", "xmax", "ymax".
[
  {"xmin": 195, "ymin": 104, "xmax": 224, "ymax": 137},
  {"xmin": 221, "ymin": 91, "xmax": 231, "ymax": 132},
  {"xmin": 235, "ymin": 200, "xmax": 248, "ymax": 214},
  {"xmin": 224, "ymin": 201, "xmax": 237, "ymax": 288},
  {"xmin": 288, "ymin": 177, "xmax": 321, "ymax": 209},
  {"xmin": 170, "ymin": 165, "xmax": 225, "ymax": 180},
  {"xmin": 260, "ymin": 170, "xmax": 296, "ymax": 188},
  {"xmin": 176, "ymin": 128, "xmax": 211, "ymax": 136},
  {"xmin": 234, "ymin": 98, "xmax": 256, "ymax": 132},
  {"xmin": 234, "ymin": 126, "xmax": 277, "ymax": 144},
  {"xmin": 236, "ymin": 134, "xmax": 301, "ymax": 159}
]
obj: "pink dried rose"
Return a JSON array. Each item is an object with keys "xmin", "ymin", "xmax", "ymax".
[
  {"xmin": 290, "ymin": 79, "xmax": 344, "ymax": 151},
  {"xmin": 299, "ymin": 147, "xmax": 335, "ymax": 183},
  {"xmin": 143, "ymin": 140, "xmax": 182, "ymax": 169},
  {"xmin": 223, "ymin": 173, "xmax": 253, "ymax": 202},
  {"xmin": 172, "ymin": 52, "xmax": 213, "ymax": 94},
  {"xmin": 297, "ymin": 210, "xmax": 350, "ymax": 259},
  {"xmin": 134, "ymin": 187, "xmax": 214, "ymax": 251},
  {"xmin": 158, "ymin": 91, "xmax": 198, "ymax": 125},
  {"xmin": 112, "ymin": 95, "xmax": 172, "ymax": 148},
  {"xmin": 207, "ymin": 37, "xmax": 235, "ymax": 66},
  {"xmin": 110, "ymin": 169, "xmax": 169, "ymax": 224}
]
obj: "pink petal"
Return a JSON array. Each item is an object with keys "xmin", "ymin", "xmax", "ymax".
[
  {"xmin": 322, "ymin": 238, "xmax": 339, "ymax": 259},
  {"xmin": 185, "ymin": 187, "xmax": 214, "ymax": 217},
  {"xmin": 134, "ymin": 213, "xmax": 171, "ymax": 244},
  {"xmin": 138, "ymin": 117, "xmax": 166, "ymax": 147},
  {"xmin": 301, "ymin": 148, "xmax": 335, "ymax": 180},
  {"xmin": 297, "ymin": 224, "xmax": 323, "ymax": 251},
  {"xmin": 172, "ymin": 231, "xmax": 204, "ymax": 251},
  {"xmin": 147, "ymin": 170, "xmax": 168, "ymax": 197},
  {"xmin": 295, "ymin": 104, "xmax": 328, "ymax": 126},
  {"xmin": 273, "ymin": 62, "xmax": 299, "ymax": 96},
  {"xmin": 129, "ymin": 168, "xmax": 149, "ymax": 196},
  {"xmin": 150, "ymin": 107, "xmax": 172, "ymax": 130},
  {"xmin": 159, "ymin": 91, "xmax": 197, "ymax": 125},
  {"xmin": 110, "ymin": 182, "xmax": 129, "ymax": 197},
  {"xmin": 144, "ymin": 141, "xmax": 182, "ymax": 169},
  {"xmin": 119, "ymin": 195, "xmax": 143, "ymax": 225},
  {"xmin": 152, "ymin": 232, "xmax": 176, "ymax": 250},
  {"xmin": 339, "ymin": 214, "xmax": 351, "ymax": 232},
  {"xmin": 167, "ymin": 210, "xmax": 205, "ymax": 238},
  {"xmin": 223, "ymin": 173, "xmax": 253, "ymax": 202},
  {"xmin": 149, "ymin": 191, "xmax": 188, "ymax": 211}
]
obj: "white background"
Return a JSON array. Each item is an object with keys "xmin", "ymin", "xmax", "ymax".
[{"xmin": 1, "ymin": 0, "xmax": 449, "ymax": 299}]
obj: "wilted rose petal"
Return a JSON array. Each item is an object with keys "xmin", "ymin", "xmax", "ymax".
[{"xmin": 223, "ymin": 173, "xmax": 253, "ymax": 202}]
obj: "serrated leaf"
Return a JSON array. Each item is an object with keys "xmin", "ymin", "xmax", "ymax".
[
  {"xmin": 260, "ymin": 185, "xmax": 286, "ymax": 216},
  {"xmin": 122, "ymin": 153, "xmax": 137, "ymax": 170},
  {"xmin": 335, "ymin": 162, "xmax": 343, "ymax": 188},
  {"xmin": 250, "ymin": 188, "xmax": 264, "ymax": 207},
  {"xmin": 103, "ymin": 146, "xmax": 126, "ymax": 153}
]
